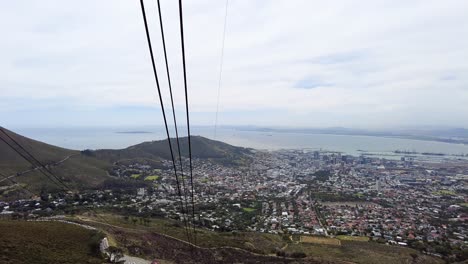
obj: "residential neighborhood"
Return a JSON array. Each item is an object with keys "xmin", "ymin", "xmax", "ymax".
[{"xmin": 1, "ymin": 149, "xmax": 467, "ymax": 260}]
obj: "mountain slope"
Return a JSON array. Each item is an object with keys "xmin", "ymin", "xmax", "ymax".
[
  {"xmin": 0, "ymin": 127, "xmax": 77, "ymax": 174},
  {"xmin": 0, "ymin": 127, "xmax": 111, "ymax": 197}
]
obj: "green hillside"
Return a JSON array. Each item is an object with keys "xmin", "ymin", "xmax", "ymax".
[{"xmin": 92, "ymin": 136, "xmax": 252, "ymax": 166}]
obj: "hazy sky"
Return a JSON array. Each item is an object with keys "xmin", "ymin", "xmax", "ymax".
[{"xmin": 1, "ymin": 0, "xmax": 468, "ymax": 129}]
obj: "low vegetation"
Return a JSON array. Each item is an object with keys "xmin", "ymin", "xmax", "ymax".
[
  {"xmin": 130, "ymin": 174, "xmax": 141, "ymax": 179},
  {"xmin": 242, "ymin": 207, "xmax": 256, "ymax": 213},
  {"xmin": 74, "ymin": 213, "xmax": 442, "ymax": 264},
  {"xmin": 144, "ymin": 175, "xmax": 159, "ymax": 181},
  {"xmin": 0, "ymin": 220, "xmax": 104, "ymax": 264}
]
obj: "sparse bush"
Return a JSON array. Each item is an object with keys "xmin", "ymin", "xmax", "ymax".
[
  {"xmin": 289, "ymin": 251, "xmax": 307, "ymax": 258},
  {"xmin": 276, "ymin": 249, "xmax": 286, "ymax": 257}
]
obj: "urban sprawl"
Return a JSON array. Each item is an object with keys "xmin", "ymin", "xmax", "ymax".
[{"xmin": 2, "ymin": 149, "xmax": 467, "ymax": 259}]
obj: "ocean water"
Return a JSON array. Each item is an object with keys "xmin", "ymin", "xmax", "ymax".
[{"xmin": 11, "ymin": 126, "xmax": 468, "ymax": 159}]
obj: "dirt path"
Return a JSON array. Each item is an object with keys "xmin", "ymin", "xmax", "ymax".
[{"xmin": 75, "ymin": 217, "xmax": 302, "ymax": 260}]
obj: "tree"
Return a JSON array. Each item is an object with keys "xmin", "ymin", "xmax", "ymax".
[
  {"xmin": 143, "ymin": 218, "xmax": 151, "ymax": 226},
  {"xmin": 411, "ymin": 241, "xmax": 426, "ymax": 251}
]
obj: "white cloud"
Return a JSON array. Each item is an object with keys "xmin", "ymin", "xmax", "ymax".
[{"xmin": 1, "ymin": 0, "xmax": 468, "ymax": 128}]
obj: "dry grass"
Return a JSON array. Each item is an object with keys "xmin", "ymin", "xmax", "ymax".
[
  {"xmin": 336, "ymin": 235, "xmax": 369, "ymax": 242},
  {"xmin": 286, "ymin": 240, "xmax": 443, "ymax": 264},
  {"xmin": 300, "ymin": 235, "xmax": 341, "ymax": 246}
]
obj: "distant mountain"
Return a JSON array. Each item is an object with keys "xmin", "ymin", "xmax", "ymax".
[
  {"xmin": 91, "ymin": 136, "xmax": 253, "ymax": 166},
  {"xmin": 395, "ymin": 127, "xmax": 468, "ymax": 139},
  {"xmin": 237, "ymin": 126, "xmax": 468, "ymax": 144}
]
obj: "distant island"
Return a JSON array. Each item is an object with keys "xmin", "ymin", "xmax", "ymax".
[{"xmin": 115, "ymin": 131, "xmax": 153, "ymax": 134}]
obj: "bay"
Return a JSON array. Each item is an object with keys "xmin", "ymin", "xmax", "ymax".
[{"xmin": 12, "ymin": 126, "xmax": 468, "ymax": 159}]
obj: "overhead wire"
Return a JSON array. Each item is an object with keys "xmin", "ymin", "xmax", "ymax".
[
  {"xmin": 1, "ymin": 0, "xmax": 200, "ymax": 245},
  {"xmin": 177, "ymin": 0, "xmax": 197, "ymax": 244},
  {"xmin": 0, "ymin": 128, "xmax": 71, "ymax": 189},
  {"xmin": 0, "ymin": 131, "xmax": 68, "ymax": 191},
  {"xmin": 139, "ymin": 0, "xmax": 192, "ymax": 244},
  {"xmin": 0, "ymin": 171, "xmax": 35, "ymax": 197},
  {"xmin": 155, "ymin": 0, "xmax": 192, "ymax": 236},
  {"xmin": 213, "ymin": 0, "xmax": 230, "ymax": 140}
]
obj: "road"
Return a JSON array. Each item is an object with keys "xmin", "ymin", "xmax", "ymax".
[
  {"xmin": 122, "ymin": 255, "xmax": 151, "ymax": 264},
  {"xmin": 313, "ymin": 202, "xmax": 329, "ymax": 236}
]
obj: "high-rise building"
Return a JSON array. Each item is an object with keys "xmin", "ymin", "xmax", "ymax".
[{"xmin": 313, "ymin": 151, "xmax": 320, "ymax": 160}]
